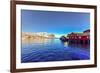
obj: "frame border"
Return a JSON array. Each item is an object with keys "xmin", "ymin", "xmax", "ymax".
[{"xmin": 10, "ymin": 1, "xmax": 97, "ymax": 72}]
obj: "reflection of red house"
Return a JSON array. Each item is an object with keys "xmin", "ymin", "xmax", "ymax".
[{"xmin": 67, "ymin": 29, "xmax": 90, "ymax": 44}]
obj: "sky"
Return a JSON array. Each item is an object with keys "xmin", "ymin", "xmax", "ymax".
[{"xmin": 21, "ymin": 10, "xmax": 90, "ymax": 38}]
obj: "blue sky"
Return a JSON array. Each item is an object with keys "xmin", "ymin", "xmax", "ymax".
[{"xmin": 21, "ymin": 10, "xmax": 90, "ymax": 38}]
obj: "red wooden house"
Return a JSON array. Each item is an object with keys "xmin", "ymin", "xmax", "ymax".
[{"xmin": 67, "ymin": 29, "xmax": 90, "ymax": 44}]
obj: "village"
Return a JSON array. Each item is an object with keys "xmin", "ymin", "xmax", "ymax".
[
  {"xmin": 60, "ymin": 29, "xmax": 90, "ymax": 44},
  {"xmin": 22, "ymin": 32, "xmax": 55, "ymax": 42}
]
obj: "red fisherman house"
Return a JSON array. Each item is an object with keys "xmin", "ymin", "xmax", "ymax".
[{"xmin": 67, "ymin": 29, "xmax": 90, "ymax": 44}]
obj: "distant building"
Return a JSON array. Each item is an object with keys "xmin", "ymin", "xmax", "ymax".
[
  {"xmin": 83, "ymin": 29, "xmax": 90, "ymax": 33},
  {"xmin": 83, "ymin": 29, "xmax": 90, "ymax": 37}
]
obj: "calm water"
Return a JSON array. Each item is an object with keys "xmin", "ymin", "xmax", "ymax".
[{"xmin": 21, "ymin": 38, "xmax": 90, "ymax": 63}]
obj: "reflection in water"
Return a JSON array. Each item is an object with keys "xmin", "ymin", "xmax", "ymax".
[{"xmin": 21, "ymin": 38, "xmax": 90, "ymax": 63}]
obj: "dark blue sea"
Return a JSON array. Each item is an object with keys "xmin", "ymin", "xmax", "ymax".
[{"xmin": 21, "ymin": 38, "xmax": 90, "ymax": 63}]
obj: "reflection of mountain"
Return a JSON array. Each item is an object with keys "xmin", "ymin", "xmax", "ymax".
[{"xmin": 22, "ymin": 32, "xmax": 55, "ymax": 42}]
